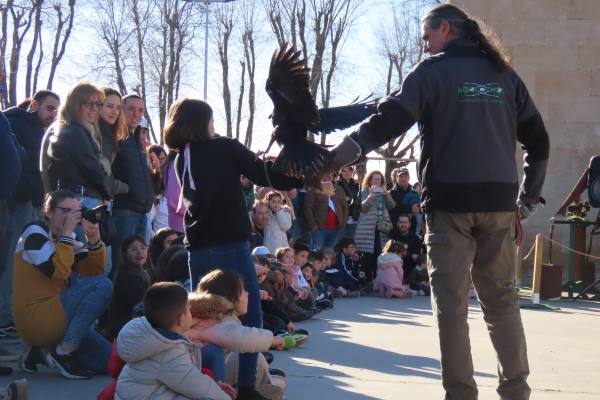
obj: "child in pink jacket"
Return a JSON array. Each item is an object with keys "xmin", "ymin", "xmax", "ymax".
[{"xmin": 374, "ymin": 241, "xmax": 413, "ymax": 298}]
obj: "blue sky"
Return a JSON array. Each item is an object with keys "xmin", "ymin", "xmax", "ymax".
[{"xmin": 40, "ymin": 0, "xmax": 423, "ymax": 180}]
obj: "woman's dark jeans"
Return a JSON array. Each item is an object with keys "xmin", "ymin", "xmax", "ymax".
[{"xmin": 188, "ymin": 241, "xmax": 262, "ymax": 387}]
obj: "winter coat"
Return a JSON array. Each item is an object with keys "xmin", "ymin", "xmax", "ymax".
[
  {"xmin": 303, "ymin": 186, "xmax": 348, "ymax": 231},
  {"xmin": 4, "ymin": 107, "xmax": 45, "ymax": 206},
  {"xmin": 354, "ymin": 190, "xmax": 395, "ymax": 254},
  {"xmin": 373, "ymin": 253, "xmax": 411, "ymax": 297},
  {"xmin": 336, "ymin": 178, "xmax": 361, "ymax": 222},
  {"xmin": 43, "ymin": 122, "xmax": 111, "ymax": 200},
  {"xmin": 116, "ymin": 317, "xmax": 229, "ymax": 400},
  {"xmin": 263, "ymin": 207, "xmax": 292, "ymax": 253},
  {"xmin": 13, "ymin": 222, "xmax": 106, "ymax": 346},
  {"xmin": 324, "ymin": 253, "xmax": 360, "ymax": 291},
  {"xmin": 186, "ymin": 293, "xmax": 273, "ymax": 355},
  {"xmin": 112, "ymin": 132, "xmax": 154, "ymax": 214},
  {"xmin": 0, "ymin": 112, "xmax": 22, "ymax": 201}
]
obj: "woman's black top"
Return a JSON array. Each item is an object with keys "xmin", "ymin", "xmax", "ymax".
[{"xmin": 177, "ymin": 137, "xmax": 302, "ymax": 249}]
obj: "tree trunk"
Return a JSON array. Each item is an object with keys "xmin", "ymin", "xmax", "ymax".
[
  {"xmin": 47, "ymin": 0, "xmax": 76, "ymax": 91},
  {"xmin": 25, "ymin": 0, "xmax": 43, "ymax": 98},
  {"xmin": 243, "ymin": 30, "xmax": 255, "ymax": 148},
  {"xmin": 8, "ymin": 5, "xmax": 34, "ymax": 106},
  {"xmin": 235, "ymin": 60, "xmax": 245, "ymax": 142}
]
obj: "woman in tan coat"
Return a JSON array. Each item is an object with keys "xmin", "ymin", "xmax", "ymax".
[{"xmin": 353, "ymin": 170, "xmax": 395, "ymax": 281}]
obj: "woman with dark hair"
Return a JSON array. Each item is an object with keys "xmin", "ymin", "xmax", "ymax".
[
  {"xmin": 105, "ymin": 235, "xmax": 154, "ymax": 341},
  {"xmin": 163, "ymin": 98, "xmax": 302, "ymax": 400},
  {"xmin": 353, "ymin": 170, "xmax": 395, "ymax": 282},
  {"xmin": 13, "ymin": 190, "xmax": 112, "ymax": 379},
  {"xmin": 146, "ymin": 144, "xmax": 169, "ymax": 237},
  {"xmin": 148, "ymin": 227, "xmax": 179, "ymax": 266}
]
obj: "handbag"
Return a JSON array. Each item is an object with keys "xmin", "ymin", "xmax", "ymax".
[
  {"xmin": 375, "ymin": 193, "xmax": 393, "ymax": 233},
  {"xmin": 377, "ymin": 218, "xmax": 393, "ymax": 234},
  {"xmin": 99, "ymin": 208, "xmax": 117, "ymax": 246}
]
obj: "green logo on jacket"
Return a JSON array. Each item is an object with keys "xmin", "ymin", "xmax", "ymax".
[{"xmin": 458, "ymin": 82, "xmax": 506, "ymax": 103}]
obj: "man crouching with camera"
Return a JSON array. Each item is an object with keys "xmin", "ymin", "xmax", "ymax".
[{"xmin": 13, "ymin": 190, "xmax": 112, "ymax": 379}]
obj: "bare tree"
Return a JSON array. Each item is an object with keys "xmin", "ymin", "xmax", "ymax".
[
  {"xmin": 213, "ymin": 3, "xmax": 235, "ymax": 137},
  {"xmin": 264, "ymin": 0, "xmax": 363, "ymax": 145},
  {"xmin": 90, "ymin": 0, "xmax": 134, "ymax": 95},
  {"xmin": 373, "ymin": 0, "xmax": 436, "ymax": 179},
  {"xmin": 241, "ymin": 0, "xmax": 258, "ymax": 148},
  {"xmin": 47, "ymin": 0, "xmax": 76, "ymax": 90},
  {"xmin": 7, "ymin": 0, "xmax": 35, "ymax": 106},
  {"xmin": 235, "ymin": 59, "xmax": 245, "ymax": 141},
  {"xmin": 131, "ymin": 0, "xmax": 156, "ymax": 140},
  {"xmin": 25, "ymin": 0, "xmax": 44, "ymax": 98},
  {"xmin": 143, "ymin": 0, "xmax": 198, "ymax": 142}
]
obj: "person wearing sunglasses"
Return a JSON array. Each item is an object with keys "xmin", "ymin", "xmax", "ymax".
[{"xmin": 41, "ymin": 81, "xmax": 112, "ymax": 249}]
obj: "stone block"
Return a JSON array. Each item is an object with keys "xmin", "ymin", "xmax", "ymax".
[
  {"xmin": 512, "ymin": 46, "xmax": 578, "ymax": 71},
  {"xmin": 568, "ymin": 0, "xmax": 600, "ymax": 20},
  {"xmin": 577, "ymin": 46, "xmax": 600, "ymax": 71},
  {"xmin": 592, "ymin": 70, "xmax": 600, "ymax": 96},
  {"xmin": 448, "ymin": 0, "xmax": 501, "ymax": 21},
  {"xmin": 545, "ymin": 20, "xmax": 600, "ymax": 46},
  {"xmin": 549, "ymin": 96, "xmax": 600, "ymax": 123},
  {"xmin": 513, "ymin": 0, "xmax": 568, "ymax": 21},
  {"xmin": 534, "ymin": 70, "xmax": 591, "ymax": 97},
  {"xmin": 499, "ymin": 19, "xmax": 547, "ymax": 46}
]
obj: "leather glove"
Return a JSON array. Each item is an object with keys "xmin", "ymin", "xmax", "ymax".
[
  {"xmin": 517, "ymin": 197, "xmax": 545, "ymax": 222},
  {"xmin": 328, "ymin": 135, "xmax": 364, "ymax": 171}
]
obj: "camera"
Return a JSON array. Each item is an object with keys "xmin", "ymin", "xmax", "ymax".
[{"xmin": 81, "ymin": 204, "xmax": 108, "ymax": 224}]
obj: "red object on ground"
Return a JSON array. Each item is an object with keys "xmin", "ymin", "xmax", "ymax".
[{"xmin": 97, "ymin": 341, "xmax": 125, "ymax": 400}]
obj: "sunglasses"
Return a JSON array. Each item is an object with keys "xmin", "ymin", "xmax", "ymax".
[{"xmin": 82, "ymin": 100, "xmax": 103, "ymax": 109}]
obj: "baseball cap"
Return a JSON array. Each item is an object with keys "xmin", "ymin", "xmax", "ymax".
[
  {"xmin": 399, "ymin": 167, "xmax": 410, "ymax": 176},
  {"xmin": 252, "ymin": 246, "xmax": 272, "ymax": 257},
  {"xmin": 140, "ymin": 117, "xmax": 149, "ymax": 130}
]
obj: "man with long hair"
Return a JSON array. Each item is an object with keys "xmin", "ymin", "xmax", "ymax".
[{"xmin": 330, "ymin": 4, "xmax": 549, "ymax": 400}]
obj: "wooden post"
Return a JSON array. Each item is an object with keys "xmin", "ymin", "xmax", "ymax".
[{"xmin": 531, "ymin": 234, "xmax": 544, "ymax": 304}]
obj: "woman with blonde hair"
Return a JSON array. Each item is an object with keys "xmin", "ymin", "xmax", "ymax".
[
  {"xmin": 353, "ymin": 170, "xmax": 395, "ymax": 282},
  {"xmin": 41, "ymin": 81, "xmax": 112, "ymax": 251}
]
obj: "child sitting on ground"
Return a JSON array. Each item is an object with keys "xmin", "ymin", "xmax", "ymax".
[
  {"xmin": 409, "ymin": 254, "xmax": 432, "ymax": 296},
  {"xmin": 116, "ymin": 282, "xmax": 234, "ymax": 400},
  {"xmin": 105, "ymin": 235, "xmax": 154, "ymax": 341},
  {"xmin": 325, "ymin": 238, "xmax": 361, "ymax": 297},
  {"xmin": 263, "ymin": 192, "xmax": 293, "ymax": 254},
  {"xmin": 374, "ymin": 240, "xmax": 413, "ymax": 298},
  {"xmin": 186, "ymin": 269, "xmax": 296, "ymax": 399},
  {"xmin": 307, "ymin": 251, "xmax": 335, "ymax": 308},
  {"xmin": 255, "ymin": 259, "xmax": 297, "ymax": 334}
]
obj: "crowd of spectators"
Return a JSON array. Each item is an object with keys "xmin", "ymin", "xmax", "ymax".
[{"xmin": 0, "ymin": 81, "xmax": 428, "ymax": 400}]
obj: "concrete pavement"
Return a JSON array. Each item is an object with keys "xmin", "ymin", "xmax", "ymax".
[{"xmin": 1, "ymin": 294, "xmax": 599, "ymax": 399}]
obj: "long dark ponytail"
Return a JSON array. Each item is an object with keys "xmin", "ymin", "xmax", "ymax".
[{"xmin": 422, "ymin": 4, "xmax": 511, "ymax": 73}]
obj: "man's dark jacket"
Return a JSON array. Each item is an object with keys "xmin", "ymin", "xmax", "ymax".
[
  {"xmin": 4, "ymin": 107, "xmax": 45, "ymax": 206},
  {"xmin": 352, "ymin": 38, "xmax": 550, "ymax": 212},
  {"xmin": 112, "ymin": 131, "xmax": 154, "ymax": 214}
]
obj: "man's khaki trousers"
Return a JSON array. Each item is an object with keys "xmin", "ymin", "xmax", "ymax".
[{"xmin": 425, "ymin": 211, "xmax": 530, "ymax": 400}]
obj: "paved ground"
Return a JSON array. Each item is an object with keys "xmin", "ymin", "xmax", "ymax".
[{"xmin": 1, "ymin": 294, "xmax": 599, "ymax": 399}]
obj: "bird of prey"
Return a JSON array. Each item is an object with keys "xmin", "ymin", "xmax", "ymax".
[{"xmin": 265, "ymin": 43, "xmax": 377, "ymax": 187}]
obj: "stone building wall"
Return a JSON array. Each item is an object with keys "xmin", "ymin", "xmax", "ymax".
[{"xmin": 448, "ymin": 0, "xmax": 600, "ymax": 280}]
